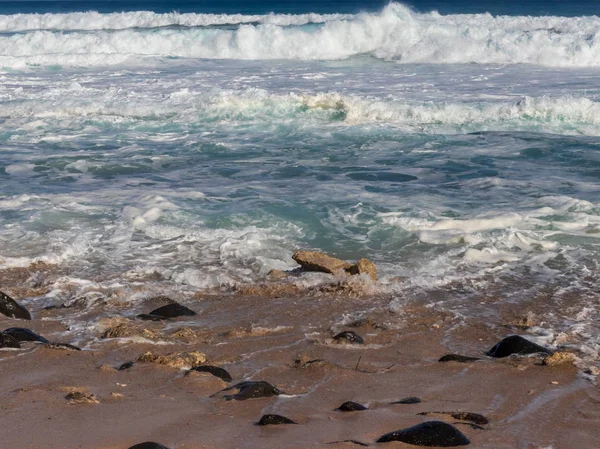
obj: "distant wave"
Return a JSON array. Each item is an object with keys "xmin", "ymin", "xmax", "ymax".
[{"xmin": 1, "ymin": 3, "xmax": 600, "ymax": 67}]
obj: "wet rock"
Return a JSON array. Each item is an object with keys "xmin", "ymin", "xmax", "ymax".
[
  {"xmin": 256, "ymin": 414, "xmax": 297, "ymax": 425},
  {"xmin": 438, "ymin": 354, "xmax": 480, "ymax": 363},
  {"xmin": 418, "ymin": 412, "xmax": 489, "ymax": 425},
  {"xmin": 292, "ymin": 250, "xmax": 352, "ymax": 274},
  {"xmin": 376, "ymin": 421, "xmax": 470, "ymax": 446},
  {"xmin": 347, "ymin": 258, "xmax": 377, "ymax": 281},
  {"xmin": 118, "ymin": 361, "xmax": 134, "ymax": 371},
  {"xmin": 333, "ymin": 331, "xmax": 364, "ymax": 345},
  {"xmin": 267, "ymin": 269, "xmax": 290, "ymax": 280},
  {"xmin": 65, "ymin": 391, "xmax": 99, "ymax": 404},
  {"xmin": 542, "ymin": 351, "xmax": 577, "ymax": 367},
  {"xmin": 142, "ymin": 302, "xmax": 197, "ymax": 320},
  {"xmin": 217, "ymin": 381, "xmax": 281, "ymax": 401},
  {"xmin": 44, "ymin": 343, "xmax": 81, "ymax": 351},
  {"xmin": 101, "ymin": 321, "xmax": 163, "ymax": 340},
  {"xmin": 170, "ymin": 327, "xmax": 197, "ymax": 341},
  {"xmin": 391, "ymin": 397, "xmax": 421, "ymax": 404},
  {"xmin": 188, "ymin": 365, "xmax": 232, "ymax": 382},
  {"xmin": 486, "ymin": 335, "xmax": 553, "ymax": 358},
  {"xmin": 336, "ymin": 401, "xmax": 368, "ymax": 411},
  {"xmin": 326, "ymin": 441, "xmax": 370, "ymax": 447},
  {"xmin": 3, "ymin": 327, "xmax": 49, "ymax": 343},
  {"xmin": 453, "ymin": 422, "xmax": 486, "ymax": 430},
  {"xmin": 0, "ymin": 290, "xmax": 31, "ymax": 320},
  {"xmin": 137, "ymin": 350, "xmax": 206, "ymax": 369},
  {"xmin": 136, "ymin": 314, "xmax": 165, "ymax": 322},
  {"xmin": 128, "ymin": 443, "xmax": 171, "ymax": 449},
  {"xmin": 0, "ymin": 333, "xmax": 21, "ymax": 348}
]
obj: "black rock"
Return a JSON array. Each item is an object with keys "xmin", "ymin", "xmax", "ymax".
[
  {"xmin": 44, "ymin": 342, "xmax": 81, "ymax": 351},
  {"xmin": 0, "ymin": 291, "xmax": 31, "ymax": 320},
  {"xmin": 3, "ymin": 327, "xmax": 49, "ymax": 343},
  {"xmin": 128, "ymin": 443, "xmax": 171, "ymax": 449},
  {"xmin": 376, "ymin": 421, "xmax": 470, "ymax": 446},
  {"xmin": 336, "ymin": 401, "xmax": 368, "ymax": 411},
  {"xmin": 418, "ymin": 412, "xmax": 488, "ymax": 425},
  {"xmin": 0, "ymin": 333, "xmax": 21, "ymax": 348},
  {"xmin": 256, "ymin": 414, "xmax": 297, "ymax": 425},
  {"xmin": 333, "ymin": 331, "xmax": 364, "ymax": 345},
  {"xmin": 438, "ymin": 354, "xmax": 480, "ymax": 363},
  {"xmin": 220, "ymin": 381, "xmax": 281, "ymax": 401},
  {"xmin": 188, "ymin": 365, "xmax": 232, "ymax": 382},
  {"xmin": 141, "ymin": 302, "xmax": 197, "ymax": 320},
  {"xmin": 486, "ymin": 335, "xmax": 552, "ymax": 358},
  {"xmin": 136, "ymin": 314, "xmax": 165, "ymax": 321},
  {"xmin": 118, "ymin": 361, "xmax": 134, "ymax": 371},
  {"xmin": 391, "ymin": 397, "xmax": 421, "ymax": 404}
]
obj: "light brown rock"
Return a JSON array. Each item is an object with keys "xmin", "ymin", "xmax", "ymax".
[
  {"xmin": 101, "ymin": 321, "xmax": 163, "ymax": 341},
  {"xmin": 137, "ymin": 350, "xmax": 206, "ymax": 369},
  {"xmin": 347, "ymin": 258, "xmax": 377, "ymax": 281},
  {"xmin": 542, "ymin": 351, "xmax": 577, "ymax": 367},
  {"xmin": 292, "ymin": 251, "xmax": 352, "ymax": 274}
]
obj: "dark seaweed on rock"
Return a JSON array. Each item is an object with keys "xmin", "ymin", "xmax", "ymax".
[
  {"xmin": 438, "ymin": 354, "xmax": 480, "ymax": 363},
  {"xmin": 118, "ymin": 361, "xmax": 134, "ymax": 371},
  {"xmin": 0, "ymin": 291, "xmax": 31, "ymax": 320},
  {"xmin": 376, "ymin": 421, "xmax": 470, "ymax": 446},
  {"xmin": 256, "ymin": 414, "xmax": 297, "ymax": 425},
  {"xmin": 486, "ymin": 335, "xmax": 552, "ymax": 358},
  {"xmin": 0, "ymin": 333, "xmax": 21, "ymax": 348},
  {"xmin": 139, "ymin": 302, "xmax": 197, "ymax": 321},
  {"xmin": 219, "ymin": 381, "xmax": 281, "ymax": 401},
  {"xmin": 333, "ymin": 331, "xmax": 364, "ymax": 344},
  {"xmin": 128, "ymin": 443, "xmax": 171, "ymax": 449},
  {"xmin": 45, "ymin": 342, "xmax": 81, "ymax": 351},
  {"xmin": 418, "ymin": 411, "xmax": 489, "ymax": 425},
  {"xmin": 3, "ymin": 327, "xmax": 49, "ymax": 343},
  {"xmin": 391, "ymin": 396, "xmax": 421, "ymax": 404},
  {"xmin": 188, "ymin": 365, "xmax": 232, "ymax": 382},
  {"xmin": 336, "ymin": 401, "xmax": 368, "ymax": 411}
]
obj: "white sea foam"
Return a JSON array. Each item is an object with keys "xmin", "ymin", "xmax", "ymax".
[{"xmin": 2, "ymin": 3, "xmax": 600, "ymax": 67}]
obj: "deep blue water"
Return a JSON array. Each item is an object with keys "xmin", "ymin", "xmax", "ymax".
[{"xmin": 0, "ymin": 0, "xmax": 598, "ymax": 16}]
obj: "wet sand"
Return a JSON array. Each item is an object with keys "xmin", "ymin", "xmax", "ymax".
[{"xmin": 1, "ymin": 267, "xmax": 599, "ymax": 449}]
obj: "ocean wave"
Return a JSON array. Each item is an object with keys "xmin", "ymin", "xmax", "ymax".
[{"xmin": 1, "ymin": 3, "xmax": 600, "ymax": 66}]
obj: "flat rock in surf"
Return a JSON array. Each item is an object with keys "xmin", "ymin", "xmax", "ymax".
[
  {"xmin": 188, "ymin": 365, "xmax": 232, "ymax": 382},
  {"xmin": 3, "ymin": 327, "xmax": 49, "ymax": 343},
  {"xmin": 137, "ymin": 302, "xmax": 197, "ymax": 320},
  {"xmin": 128, "ymin": 443, "xmax": 171, "ymax": 449},
  {"xmin": 216, "ymin": 381, "xmax": 281, "ymax": 401},
  {"xmin": 486, "ymin": 335, "xmax": 552, "ymax": 358},
  {"xmin": 418, "ymin": 411, "xmax": 489, "ymax": 425},
  {"xmin": 256, "ymin": 414, "xmax": 297, "ymax": 425},
  {"xmin": 336, "ymin": 401, "xmax": 368, "ymax": 411},
  {"xmin": 292, "ymin": 250, "xmax": 352, "ymax": 274},
  {"xmin": 0, "ymin": 333, "xmax": 21, "ymax": 348},
  {"xmin": 438, "ymin": 354, "xmax": 481, "ymax": 363},
  {"xmin": 333, "ymin": 331, "xmax": 364, "ymax": 345},
  {"xmin": 391, "ymin": 396, "xmax": 421, "ymax": 404},
  {"xmin": 376, "ymin": 421, "xmax": 470, "ymax": 446},
  {"xmin": 0, "ymin": 291, "xmax": 31, "ymax": 320}
]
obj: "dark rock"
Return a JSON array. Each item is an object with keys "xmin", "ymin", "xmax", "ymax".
[
  {"xmin": 219, "ymin": 381, "xmax": 281, "ymax": 401},
  {"xmin": 3, "ymin": 327, "xmax": 49, "ymax": 343},
  {"xmin": 136, "ymin": 314, "xmax": 165, "ymax": 321},
  {"xmin": 438, "ymin": 354, "xmax": 480, "ymax": 363},
  {"xmin": 418, "ymin": 412, "xmax": 488, "ymax": 425},
  {"xmin": 376, "ymin": 421, "xmax": 470, "ymax": 446},
  {"xmin": 256, "ymin": 414, "xmax": 297, "ymax": 425},
  {"xmin": 453, "ymin": 422, "xmax": 486, "ymax": 430},
  {"xmin": 391, "ymin": 397, "xmax": 421, "ymax": 404},
  {"xmin": 0, "ymin": 333, "xmax": 21, "ymax": 348},
  {"xmin": 0, "ymin": 290, "xmax": 31, "ymax": 320},
  {"xmin": 333, "ymin": 331, "xmax": 364, "ymax": 345},
  {"xmin": 118, "ymin": 361, "xmax": 134, "ymax": 371},
  {"xmin": 336, "ymin": 401, "xmax": 368, "ymax": 411},
  {"xmin": 128, "ymin": 443, "xmax": 171, "ymax": 449},
  {"xmin": 486, "ymin": 335, "xmax": 552, "ymax": 358},
  {"xmin": 326, "ymin": 440, "xmax": 370, "ymax": 447},
  {"xmin": 147, "ymin": 302, "xmax": 197, "ymax": 318},
  {"xmin": 188, "ymin": 365, "xmax": 232, "ymax": 382},
  {"xmin": 44, "ymin": 343, "xmax": 81, "ymax": 351}
]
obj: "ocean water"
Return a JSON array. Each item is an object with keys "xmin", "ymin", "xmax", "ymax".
[{"xmin": 1, "ymin": 1, "xmax": 600, "ymax": 361}]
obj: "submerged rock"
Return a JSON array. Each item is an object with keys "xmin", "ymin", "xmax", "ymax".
[
  {"xmin": 118, "ymin": 361, "xmax": 134, "ymax": 371},
  {"xmin": 376, "ymin": 421, "xmax": 470, "ymax": 446},
  {"xmin": 486, "ymin": 335, "xmax": 553, "ymax": 358},
  {"xmin": 347, "ymin": 258, "xmax": 377, "ymax": 281},
  {"xmin": 391, "ymin": 397, "xmax": 421, "ymax": 404},
  {"xmin": 0, "ymin": 290, "xmax": 31, "ymax": 320},
  {"xmin": 143, "ymin": 302, "xmax": 197, "ymax": 320},
  {"xmin": 128, "ymin": 443, "xmax": 171, "ymax": 449},
  {"xmin": 292, "ymin": 251, "xmax": 352, "ymax": 274},
  {"xmin": 188, "ymin": 365, "xmax": 232, "ymax": 382},
  {"xmin": 101, "ymin": 321, "xmax": 163, "ymax": 340},
  {"xmin": 333, "ymin": 331, "xmax": 364, "ymax": 345},
  {"xmin": 256, "ymin": 414, "xmax": 297, "ymax": 425},
  {"xmin": 3, "ymin": 327, "xmax": 49, "ymax": 343},
  {"xmin": 336, "ymin": 401, "xmax": 368, "ymax": 411},
  {"xmin": 418, "ymin": 412, "xmax": 489, "ymax": 425},
  {"xmin": 0, "ymin": 333, "xmax": 21, "ymax": 348},
  {"xmin": 137, "ymin": 350, "xmax": 206, "ymax": 369},
  {"xmin": 65, "ymin": 391, "xmax": 99, "ymax": 404},
  {"xmin": 438, "ymin": 354, "xmax": 480, "ymax": 363},
  {"xmin": 217, "ymin": 381, "xmax": 281, "ymax": 401}
]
